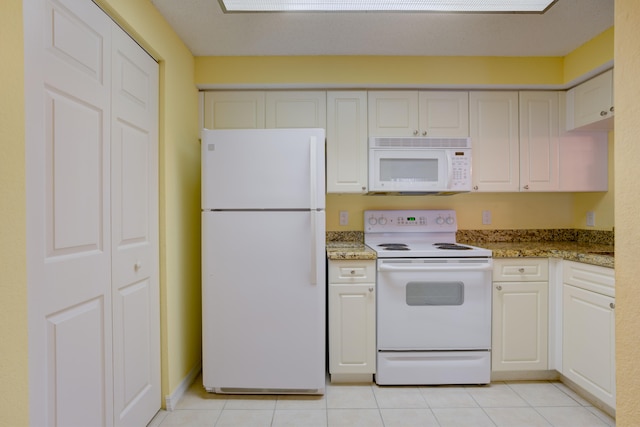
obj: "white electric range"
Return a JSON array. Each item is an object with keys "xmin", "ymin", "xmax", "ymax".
[{"xmin": 364, "ymin": 209, "xmax": 493, "ymax": 385}]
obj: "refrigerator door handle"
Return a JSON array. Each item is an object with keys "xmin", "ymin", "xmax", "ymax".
[
  {"xmin": 310, "ymin": 212, "xmax": 317, "ymax": 285},
  {"xmin": 310, "ymin": 136, "xmax": 317, "ymax": 211}
]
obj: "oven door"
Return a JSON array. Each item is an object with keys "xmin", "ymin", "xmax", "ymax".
[
  {"xmin": 377, "ymin": 258, "xmax": 493, "ymax": 350},
  {"xmin": 368, "ymin": 149, "xmax": 449, "ymax": 192}
]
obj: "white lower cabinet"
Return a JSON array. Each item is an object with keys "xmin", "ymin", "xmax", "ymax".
[
  {"xmin": 328, "ymin": 260, "xmax": 376, "ymax": 382},
  {"xmin": 562, "ymin": 260, "xmax": 615, "ymax": 409},
  {"xmin": 492, "ymin": 259, "xmax": 549, "ymax": 372}
]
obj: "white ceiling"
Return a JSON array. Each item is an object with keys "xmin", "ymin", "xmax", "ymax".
[{"xmin": 150, "ymin": 0, "xmax": 614, "ymax": 57}]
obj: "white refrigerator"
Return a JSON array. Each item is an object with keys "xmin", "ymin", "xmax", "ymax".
[{"xmin": 201, "ymin": 128, "xmax": 326, "ymax": 395}]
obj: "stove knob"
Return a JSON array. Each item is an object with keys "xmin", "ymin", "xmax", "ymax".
[
  {"xmin": 435, "ymin": 216, "xmax": 445, "ymax": 225},
  {"xmin": 446, "ymin": 216, "xmax": 455, "ymax": 225},
  {"xmin": 378, "ymin": 217, "xmax": 387, "ymax": 225}
]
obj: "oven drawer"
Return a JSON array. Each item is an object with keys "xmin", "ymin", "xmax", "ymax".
[
  {"xmin": 328, "ymin": 260, "xmax": 376, "ymax": 284},
  {"xmin": 493, "ymin": 258, "xmax": 549, "ymax": 282},
  {"xmin": 376, "ymin": 351, "xmax": 491, "ymax": 385}
]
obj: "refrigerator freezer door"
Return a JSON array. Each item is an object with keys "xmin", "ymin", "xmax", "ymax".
[
  {"xmin": 202, "ymin": 210, "xmax": 326, "ymax": 393},
  {"xmin": 202, "ymin": 128, "xmax": 325, "ymax": 210}
]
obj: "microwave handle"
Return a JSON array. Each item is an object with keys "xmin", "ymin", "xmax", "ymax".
[{"xmin": 446, "ymin": 152, "xmax": 453, "ymax": 188}]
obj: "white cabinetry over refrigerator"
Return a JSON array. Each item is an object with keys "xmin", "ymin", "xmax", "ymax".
[{"xmin": 202, "ymin": 91, "xmax": 326, "ymax": 129}]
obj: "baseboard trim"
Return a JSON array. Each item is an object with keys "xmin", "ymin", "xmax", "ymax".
[{"xmin": 164, "ymin": 361, "xmax": 202, "ymax": 411}]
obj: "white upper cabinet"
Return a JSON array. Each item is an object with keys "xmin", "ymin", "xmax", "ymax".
[
  {"xmin": 418, "ymin": 91, "xmax": 469, "ymax": 137},
  {"xmin": 566, "ymin": 69, "xmax": 614, "ymax": 131},
  {"xmin": 368, "ymin": 91, "xmax": 469, "ymax": 137},
  {"xmin": 203, "ymin": 91, "xmax": 266, "ymax": 129},
  {"xmin": 326, "ymin": 91, "xmax": 369, "ymax": 193},
  {"xmin": 469, "ymin": 91, "xmax": 520, "ymax": 192},
  {"xmin": 203, "ymin": 91, "xmax": 326, "ymax": 130},
  {"xmin": 519, "ymin": 91, "xmax": 560, "ymax": 192},
  {"xmin": 266, "ymin": 91, "xmax": 326, "ymax": 128}
]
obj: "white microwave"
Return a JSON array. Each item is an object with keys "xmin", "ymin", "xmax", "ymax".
[{"xmin": 368, "ymin": 137, "xmax": 472, "ymax": 194}]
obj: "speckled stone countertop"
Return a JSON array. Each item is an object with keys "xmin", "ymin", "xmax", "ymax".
[
  {"xmin": 467, "ymin": 241, "xmax": 614, "ymax": 269},
  {"xmin": 326, "ymin": 229, "xmax": 614, "ymax": 268},
  {"xmin": 326, "ymin": 231, "xmax": 377, "ymax": 260}
]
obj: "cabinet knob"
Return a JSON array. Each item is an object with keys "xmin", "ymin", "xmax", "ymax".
[
  {"xmin": 369, "ymin": 287, "xmax": 374, "ymax": 293},
  {"xmin": 518, "ymin": 268, "xmax": 525, "ymax": 273},
  {"xmin": 523, "ymin": 185, "xmax": 530, "ymax": 190},
  {"xmin": 422, "ymin": 131, "xmax": 427, "ymax": 136},
  {"xmin": 610, "ymin": 106, "xmax": 615, "ymax": 113},
  {"xmin": 134, "ymin": 261, "xmax": 142, "ymax": 271},
  {"xmin": 496, "ymin": 285, "xmax": 502, "ymax": 291},
  {"xmin": 610, "ymin": 302, "xmax": 616, "ymax": 309},
  {"xmin": 473, "ymin": 185, "xmax": 479, "ymax": 191},
  {"xmin": 600, "ymin": 110, "xmax": 608, "ymax": 116},
  {"xmin": 413, "ymin": 130, "xmax": 419, "ymax": 136},
  {"xmin": 350, "ymin": 270, "xmax": 356, "ymax": 275}
]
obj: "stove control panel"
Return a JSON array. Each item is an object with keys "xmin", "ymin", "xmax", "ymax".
[{"xmin": 364, "ymin": 210, "xmax": 457, "ymax": 233}]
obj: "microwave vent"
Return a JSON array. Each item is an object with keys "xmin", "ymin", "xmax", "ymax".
[{"xmin": 370, "ymin": 137, "xmax": 471, "ymax": 149}]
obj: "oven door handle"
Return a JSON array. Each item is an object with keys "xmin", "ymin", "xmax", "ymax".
[{"xmin": 378, "ymin": 262, "xmax": 493, "ymax": 272}]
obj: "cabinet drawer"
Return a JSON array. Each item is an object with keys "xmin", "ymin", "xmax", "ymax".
[
  {"xmin": 329, "ymin": 260, "xmax": 376, "ymax": 284},
  {"xmin": 562, "ymin": 260, "xmax": 614, "ymax": 297},
  {"xmin": 493, "ymin": 258, "xmax": 549, "ymax": 282}
]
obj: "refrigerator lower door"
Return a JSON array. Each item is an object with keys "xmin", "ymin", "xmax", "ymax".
[{"xmin": 202, "ymin": 210, "xmax": 326, "ymax": 394}]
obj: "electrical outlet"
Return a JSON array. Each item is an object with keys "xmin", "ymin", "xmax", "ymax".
[
  {"xmin": 586, "ymin": 211, "xmax": 596, "ymax": 227},
  {"xmin": 339, "ymin": 211, "xmax": 349, "ymax": 226},
  {"xmin": 482, "ymin": 210, "xmax": 492, "ymax": 225}
]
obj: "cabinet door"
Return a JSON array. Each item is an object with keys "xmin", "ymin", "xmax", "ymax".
[
  {"xmin": 567, "ymin": 69, "xmax": 614, "ymax": 131},
  {"xmin": 519, "ymin": 92, "xmax": 559, "ymax": 191},
  {"xmin": 368, "ymin": 91, "xmax": 419, "ymax": 137},
  {"xmin": 492, "ymin": 282, "xmax": 548, "ymax": 371},
  {"xmin": 265, "ymin": 91, "xmax": 326, "ymax": 128},
  {"xmin": 470, "ymin": 92, "xmax": 520, "ymax": 192},
  {"xmin": 329, "ymin": 284, "xmax": 376, "ymax": 374},
  {"xmin": 563, "ymin": 284, "xmax": 615, "ymax": 408},
  {"xmin": 418, "ymin": 91, "xmax": 469, "ymax": 137},
  {"xmin": 326, "ymin": 91, "xmax": 368, "ymax": 193},
  {"xmin": 203, "ymin": 91, "xmax": 265, "ymax": 129}
]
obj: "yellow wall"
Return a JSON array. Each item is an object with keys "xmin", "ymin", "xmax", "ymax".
[
  {"xmin": 614, "ymin": 0, "xmax": 640, "ymax": 423},
  {"xmin": 564, "ymin": 27, "xmax": 615, "ymax": 83},
  {"xmin": 196, "ymin": 56, "xmax": 564, "ymax": 87},
  {"xmin": 0, "ymin": 1, "xmax": 28, "ymax": 426},
  {"xmin": 94, "ymin": 0, "xmax": 202, "ymax": 405}
]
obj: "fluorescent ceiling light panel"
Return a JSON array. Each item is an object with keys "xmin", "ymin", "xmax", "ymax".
[{"xmin": 218, "ymin": 0, "xmax": 557, "ymax": 12}]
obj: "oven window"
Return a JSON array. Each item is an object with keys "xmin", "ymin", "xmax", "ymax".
[
  {"xmin": 406, "ymin": 281, "xmax": 464, "ymax": 306},
  {"xmin": 380, "ymin": 158, "xmax": 438, "ymax": 183}
]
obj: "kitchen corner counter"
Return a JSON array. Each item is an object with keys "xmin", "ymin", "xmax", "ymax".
[
  {"xmin": 326, "ymin": 242, "xmax": 377, "ymax": 260},
  {"xmin": 470, "ymin": 241, "xmax": 614, "ymax": 269}
]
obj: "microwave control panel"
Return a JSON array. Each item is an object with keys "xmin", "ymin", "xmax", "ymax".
[{"xmin": 450, "ymin": 151, "xmax": 471, "ymax": 190}]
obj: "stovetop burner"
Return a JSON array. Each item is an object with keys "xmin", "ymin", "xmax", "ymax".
[
  {"xmin": 378, "ymin": 243, "xmax": 410, "ymax": 251},
  {"xmin": 434, "ymin": 243, "xmax": 472, "ymax": 251}
]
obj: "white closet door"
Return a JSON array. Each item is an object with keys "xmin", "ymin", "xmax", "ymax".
[
  {"xmin": 111, "ymin": 25, "xmax": 160, "ymax": 427},
  {"xmin": 25, "ymin": 0, "xmax": 114, "ymax": 425},
  {"xmin": 26, "ymin": 1, "xmax": 161, "ymax": 426}
]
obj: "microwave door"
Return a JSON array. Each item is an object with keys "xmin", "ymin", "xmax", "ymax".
[{"xmin": 369, "ymin": 150, "xmax": 448, "ymax": 192}]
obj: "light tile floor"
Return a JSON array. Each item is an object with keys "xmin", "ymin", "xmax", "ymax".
[{"xmin": 148, "ymin": 375, "xmax": 615, "ymax": 427}]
